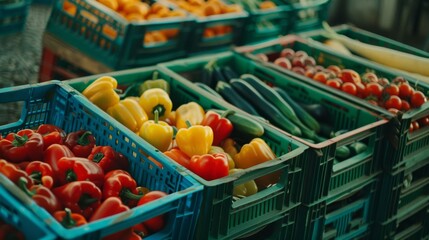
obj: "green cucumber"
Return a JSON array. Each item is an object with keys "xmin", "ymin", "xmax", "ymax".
[
  {"xmin": 210, "ymin": 109, "xmax": 265, "ymax": 137},
  {"xmin": 240, "ymin": 74, "xmax": 316, "ymax": 140},
  {"xmin": 230, "ymin": 79, "xmax": 302, "ymax": 136},
  {"xmin": 194, "ymin": 82, "xmax": 223, "ymax": 99},
  {"xmin": 348, "ymin": 142, "xmax": 368, "ymax": 155},
  {"xmin": 215, "ymin": 80, "xmax": 260, "ymax": 116},
  {"xmin": 273, "ymin": 87, "xmax": 320, "ymax": 133},
  {"xmin": 335, "ymin": 146, "xmax": 351, "ymax": 160},
  {"xmin": 221, "ymin": 66, "xmax": 239, "ymax": 81},
  {"xmin": 299, "ymin": 103, "xmax": 330, "ymax": 123}
]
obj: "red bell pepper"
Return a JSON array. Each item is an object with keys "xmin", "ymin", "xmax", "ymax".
[
  {"xmin": 0, "ymin": 129, "xmax": 44, "ymax": 163},
  {"xmin": 133, "ymin": 223, "xmax": 149, "ymax": 239},
  {"xmin": 54, "ymin": 208, "xmax": 87, "ymax": 229},
  {"xmin": 90, "ymin": 197, "xmax": 135, "ymax": 240},
  {"xmin": 200, "ymin": 110, "xmax": 233, "ymax": 146},
  {"xmin": 25, "ymin": 161, "xmax": 54, "ymax": 189},
  {"xmin": 163, "ymin": 147, "xmax": 190, "ymax": 168},
  {"xmin": 103, "ymin": 171, "xmax": 143, "ymax": 207},
  {"xmin": 36, "ymin": 124, "xmax": 66, "ymax": 150},
  {"xmin": 53, "ymin": 181, "xmax": 102, "ymax": 219},
  {"xmin": 137, "ymin": 191, "xmax": 168, "ymax": 233},
  {"xmin": 88, "ymin": 146, "xmax": 129, "ymax": 173},
  {"xmin": 43, "ymin": 144, "xmax": 74, "ymax": 174},
  {"xmin": 188, "ymin": 153, "xmax": 229, "ymax": 181},
  {"xmin": 56, "ymin": 157, "xmax": 104, "ymax": 188},
  {"xmin": 18, "ymin": 177, "xmax": 62, "ymax": 215},
  {"xmin": 64, "ymin": 130, "xmax": 96, "ymax": 158},
  {"xmin": 0, "ymin": 159, "xmax": 33, "ymax": 188}
]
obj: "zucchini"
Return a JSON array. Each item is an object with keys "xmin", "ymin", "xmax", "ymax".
[
  {"xmin": 210, "ymin": 109, "xmax": 265, "ymax": 137},
  {"xmin": 194, "ymin": 82, "xmax": 223, "ymax": 99},
  {"xmin": 299, "ymin": 103, "xmax": 330, "ymax": 123},
  {"xmin": 213, "ymin": 65, "xmax": 227, "ymax": 86},
  {"xmin": 215, "ymin": 80, "xmax": 260, "ymax": 116},
  {"xmin": 335, "ymin": 146, "xmax": 351, "ymax": 160},
  {"xmin": 201, "ymin": 59, "xmax": 216, "ymax": 88},
  {"xmin": 273, "ymin": 87, "xmax": 320, "ymax": 133},
  {"xmin": 229, "ymin": 79, "xmax": 302, "ymax": 136},
  {"xmin": 348, "ymin": 142, "xmax": 368, "ymax": 155},
  {"xmin": 240, "ymin": 74, "xmax": 316, "ymax": 140},
  {"xmin": 221, "ymin": 66, "xmax": 239, "ymax": 81}
]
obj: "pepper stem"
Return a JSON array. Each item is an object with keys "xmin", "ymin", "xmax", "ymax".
[
  {"xmin": 65, "ymin": 169, "xmax": 77, "ymax": 183},
  {"xmin": 76, "ymin": 131, "xmax": 92, "ymax": 146},
  {"xmin": 29, "ymin": 172, "xmax": 42, "ymax": 183},
  {"xmin": 78, "ymin": 193, "xmax": 99, "ymax": 209},
  {"xmin": 152, "ymin": 71, "xmax": 159, "ymax": 80},
  {"xmin": 154, "ymin": 109, "xmax": 159, "ymax": 124},
  {"xmin": 61, "ymin": 208, "xmax": 77, "ymax": 229},
  {"xmin": 185, "ymin": 120, "xmax": 192, "ymax": 128},
  {"xmin": 152, "ymin": 105, "xmax": 165, "ymax": 118},
  {"xmin": 92, "ymin": 152, "xmax": 105, "ymax": 163},
  {"xmin": 18, "ymin": 177, "xmax": 35, "ymax": 197},
  {"xmin": 12, "ymin": 134, "xmax": 29, "ymax": 147},
  {"xmin": 220, "ymin": 109, "xmax": 235, "ymax": 118},
  {"xmin": 120, "ymin": 188, "xmax": 143, "ymax": 201}
]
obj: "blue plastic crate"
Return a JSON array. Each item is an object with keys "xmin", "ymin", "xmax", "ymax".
[
  {"xmin": 64, "ymin": 66, "xmax": 308, "ymax": 240},
  {"xmin": 0, "ymin": 177, "xmax": 55, "ymax": 240},
  {"xmin": 0, "ymin": 0, "xmax": 31, "ymax": 35},
  {"xmin": 45, "ymin": 0, "xmax": 193, "ymax": 70},
  {"xmin": 0, "ymin": 81, "xmax": 203, "ymax": 240}
]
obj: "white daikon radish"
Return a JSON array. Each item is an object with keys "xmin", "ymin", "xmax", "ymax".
[
  {"xmin": 322, "ymin": 22, "xmax": 429, "ymax": 77},
  {"xmin": 323, "ymin": 39, "xmax": 352, "ymax": 56}
]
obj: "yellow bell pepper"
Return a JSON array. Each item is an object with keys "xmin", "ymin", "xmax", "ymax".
[
  {"xmin": 138, "ymin": 72, "xmax": 170, "ymax": 95},
  {"xmin": 106, "ymin": 98, "xmax": 148, "ymax": 132},
  {"xmin": 82, "ymin": 76, "xmax": 120, "ymax": 111},
  {"xmin": 229, "ymin": 168, "xmax": 258, "ymax": 197},
  {"xmin": 233, "ymin": 138, "xmax": 278, "ymax": 189},
  {"xmin": 209, "ymin": 146, "xmax": 235, "ymax": 169},
  {"xmin": 176, "ymin": 121, "xmax": 213, "ymax": 157},
  {"xmin": 139, "ymin": 110, "xmax": 173, "ymax": 152},
  {"xmin": 139, "ymin": 88, "xmax": 172, "ymax": 121},
  {"xmin": 221, "ymin": 138, "xmax": 239, "ymax": 158},
  {"xmin": 175, "ymin": 102, "xmax": 205, "ymax": 129}
]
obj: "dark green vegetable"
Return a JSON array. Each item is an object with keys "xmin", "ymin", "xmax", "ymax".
[
  {"xmin": 273, "ymin": 87, "xmax": 320, "ymax": 133},
  {"xmin": 201, "ymin": 59, "xmax": 216, "ymax": 88},
  {"xmin": 335, "ymin": 146, "xmax": 351, "ymax": 160},
  {"xmin": 213, "ymin": 65, "xmax": 227, "ymax": 86},
  {"xmin": 215, "ymin": 80, "xmax": 260, "ymax": 116},
  {"xmin": 348, "ymin": 142, "xmax": 368, "ymax": 155},
  {"xmin": 230, "ymin": 79, "xmax": 302, "ymax": 136},
  {"xmin": 221, "ymin": 66, "xmax": 239, "ymax": 81},
  {"xmin": 319, "ymin": 122, "xmax": 334, "ymax": 138},
  {"xmin": 210, "ymin": 109, "xmax": 265, "ymax": 137},
  {"xmin": 194, "ymin": 82, "xmax": 223, "ymax": 98},
  {"xmin": 299, "ymin": 103, "xmax": 330, "ymax": 122}
]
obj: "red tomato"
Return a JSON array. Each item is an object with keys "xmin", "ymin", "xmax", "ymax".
[
  {"xmin": 326, "ymin": 78, "xmax": 342, "ymax": 89},
  {"xmin": 291, "ymin": 57, "xmax": 306, "ymax": 68},
  {"xmin": 294, "ymin": 50, "xmax": 308, "ymax": 58},
  {"xmin": 412, "ymin": 121, "xmax": 420, "ymax": 131},
  {"xmin": 418, "ymin": 117, "xmax": 429, "ymax": 126},
  {"xmin": 378, "ymin": 77, "xmax": 390, "ymax": 86},
  {"xmin": 341, "ymin": 82, "xmax": 358, "ymax": 95},
  {"xmin": 410, "ymin": 91, "xmax": 427, "ymax": 108},
  {"xmin": 364, "ymin": 82, "xmax": 383, "ymax": 99},
  {"xmin": 137, "ymin": 191, "xmax": 168, "ymax": 232},
  {"xmin": 356, "ymin": 82, "xmax": 366, "ymax": 98},
  {"xmin": 313, "ymin": 72, "xmax": 329, "ymax": 84},
  {"xmin": 409, "ymin": 122, "xmax": 414, "ymax": 132},
  {"xmin": 327, "ymin": 65, "xmax": 342, "ymax": 77},
  {"xmin": 398, "ymin": 83, "xmax": 414, "ymax": 99},
  {"xmin": 340, "ymin": 69, "xmax": 361, "ymax": 84},
  {"xmin": 274, "ymin": 57, "xmax": 292, "ymax": 70},
  {"xmin": 280, "ymin": 48, "xmax": 295, "ymax": 59},
  {"xmin": 383, "ymin": 84, "xmax": 400, "ymax": 96},
  {"xmin": 304, "ymin": 67, "xmax": 316, "ymax": 78},
  {"xmin": 361, "ymin": 72, "xmax": 378, "ymax": 85},
  {"xmin": 384, "ymin": 95, "xmax": 402, "ymax": 110},
  {"xmin": 391, "ymin": 76, "xmax": 407, "ymax": 85},
  {"xmin": 304, "ymin": 56, "xmax": 316, "ymax": 66},
  {"xmin": 401, "ymin": 100, "xmax": 411, "ymax": 111}
]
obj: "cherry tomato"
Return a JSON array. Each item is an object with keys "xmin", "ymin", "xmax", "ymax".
[
  {"xmin": 401, "ymin": 100, "xmax": 411, "ymax": 111},
  {"xmin": 304, "ymin": 67, "xmax": 316, "ymax": 78},
  {"xmin": 356, "ymin": 82, "xmax": 366, "ymax": 98},
  {"xmin": 294, "ymin": 50, "xmax": 308, "ymax": 58},
  {"xmin": 391, "ymin": 76, "xmax": 407, "ymax": 85},
  {"xmin": 410, "ymin": 91, "xmax": 427, "ymax": 108},
  {"xmin": 313, "ymin": 72, "xmax": 329, "ymax": 84},
  {"xmin": 340, "ymin": 69, "xmax": 361, "ymax": 84},
  {"xmin": 291, "ymin": 57, "xmax": 306, "ymax": 68},
  {"xmin": 327, "ymin": 65, "xmax": 342, "ymax": 76},
  {"xmin": 326, "ymin": 78, "xmax": 342, "ymax": 89},
  {"xmin": 341, "ymin": 82, "xmax": 358, "ymax": 95},
  {"xmin": 418, "ymin": 117, "xmax": 429, "ymax": 126},
  {"xmin": 364, "ymin": 82, "xmax": 383, "ymax": 99},
  {"xmin": 409, "ymin": 122, "xmax": 414, "ymax": 133},
  {"xmin": 412, "ymin": 121, "xmax": 420, "ymax": 132},
  {"xmin": 280, "ymin": 48, "xmax": 295, "ymax": 59},
  {"xmin": 292, "ymin": 66, "xmax": 306, "ymax": 75},
  {"xmin": 383, "ymin": 84, "xmax": 400, "ymax": 96},
  {"xmin": 361, "ymin": 72, "xmax": 378, "ymax": 85},
  {"xmin": 384, "ymin": 95, "xmax": 402, "ymax": 110},
  {"xmin": 137, "ymin": 191, "xmax": 168, "ymax": 232},
  {"xmin": 378, "ymin": 77, "xmax": 390, "ymax": 86},
  {"xmin": 398, "ymin": 83, "xmax": 414, "ymax": 99},
  {"xmin": 304, "ymin": 56, "xmax": 316, "ymax": 66}
]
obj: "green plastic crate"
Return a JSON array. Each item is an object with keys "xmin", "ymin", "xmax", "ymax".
[
  {"xmin": 299, "ymin": 24, "xmax": 429, "ymax": 58},
  {"xmin": 232, "ymin": 0, "xmax": 294, "ymax": 45},
  {"xmin": 64, "ymin": 66, "xmax": 307, "ymax": 240},
  {"xmin": 159, "ymin": 51, "xmax": 388, "ymax": 204},
  {"xmin": 235, "ymin": 36, "xmax": 429, "ymax": 173},
  {"xmin": 0, "ymin": 0, "xmax": 31, "ymax": 35},
  {"xmin": 289, "ymin": 0, "xmax": 331, "ymax": 33},
  {"xmin": 45, "ymin": 0, "xmax": 193, "ymax": 70}
]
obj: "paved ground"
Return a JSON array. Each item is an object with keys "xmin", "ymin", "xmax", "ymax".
[{"xmin": 0, "ymin": 3, "xmax": 52, "ymax": 125}]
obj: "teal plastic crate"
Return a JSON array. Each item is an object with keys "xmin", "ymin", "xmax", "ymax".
[
  {"xmin": 297, "ymin": 177, "xmax": 378, "ymax": 240},
  {"xmin": 289, "ymin": 0, "xmax": 331, "ymax": 33},
  {"xmin": 235, "ymin": 36, "xmax": 429, "ymax": 173},
  {"xmin": 376, "ymin": 157, "xmax": 429, "ymax": 223},
  {"xmin": 45, "ymin": 0, "xmax": 193, "ymax": 70},
  {"xmin": 232, "ymin": 0, "xmax": 294, "ymax": 45},
  {"xmin": 159, "ymin": 51, "xmax": 387, "ymax": 204},
  {"xmin": 64, "ymin": 66, "xmax": 307, "ymax": 240},
  {"xmin": 373, "ymin": 201, "xmax": 429, "ymax": 240},
  {"xmin": 0, "ymin": 179, "xmax": 55, "ymax": 240},
  {"xmin": 0, "ymin": 82, "xmax": 203, "ymax": 240},
  {"xmin": 0, "ymin": 0, "xmax": 31, "ymax": 35},
  {"xmin": 299, "ymin": 24, "xmax": 429, "ymax": 59}
]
